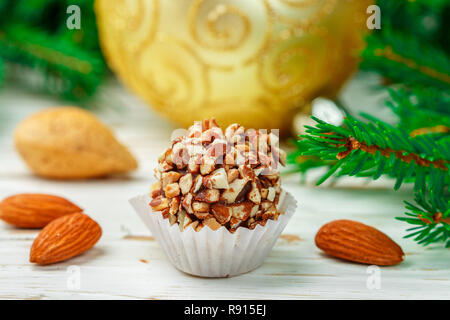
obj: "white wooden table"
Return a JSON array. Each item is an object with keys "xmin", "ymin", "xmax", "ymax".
[{"xmin": 0, "ymin": 76, "xmax": 448, "ymax": 300}]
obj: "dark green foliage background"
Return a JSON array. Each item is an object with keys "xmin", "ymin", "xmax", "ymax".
[{"xmin": 0, "ymin": 0, "xmax": 106, "ymax": 101}]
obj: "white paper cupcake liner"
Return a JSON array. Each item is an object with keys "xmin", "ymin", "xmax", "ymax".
[{"xmin": 129, "ymin": 191, "xmax": 297, "ymax": 278}]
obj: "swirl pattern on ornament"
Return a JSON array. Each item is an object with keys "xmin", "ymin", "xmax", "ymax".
[
  {"xmin": 137, "ymin": 35, "xmax": 210, "ymax": 113},
  {"xmin": 95, "ymin": 0, "xmax": 370, "ymax": 131},
  {"xmin": 258, "ymin": 31, "xmax": 332, "ymax": 102},
  {"xmin": 188, "ymin": 0, "xmax": 273, "ymax": 66}
]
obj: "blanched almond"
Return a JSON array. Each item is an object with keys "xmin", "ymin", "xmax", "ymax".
[
  {"xmin": 227, "ymin": 168, "xmax": 239, "ymax": 183},
  {"xmin": 231, "ymin": 202, "xmax": 253, "ymax": 221},
  {"xmin": 158, "ymin": 161, "xmax": 173, "ymax": 172},
  {"xmin": 179, "ymin": 174, "xmax": 193, "ymax": 195},
  {"xmin": 261, "ymin": 188, "xmax": 269, "ymax": 199},
  {"xmin": 164, "ymin": 183, "xmax": 180, "ymax": 198},
  {"xmin": 192, "ymin": 201, "xmax": 210, "ymax": 213},
  {"xmin": 248, "ymin": 182, "xmax": 261, "ymax": 204},
  {"xmin": 200, "ymin": 157, "xmax": 215, "ymax": 175},
  {"xmin": 267, "ymin": 187, "xmax": 276, "ymax": 202},
  {"xmin": 169, "ymin": 197, "xmax": 180, "ymax": 215},
  {"xmin": 229, "ymin": 217, "xmax": 242, "ymax": 230},
  {"xmin": 188, "ymin": 157, "xmax": 200, "ymax": 173},
  {"xmin": 161, "ymin": 172, "xmax": 181, "ymax": 188},
  {"xmin": 204, "ymin": 168, "xmax": 228, "ymax": 189},
  {"xmin": 192, "ymin": 175, "xmax": 203, "ymax": 193},
  {"xmin": 181, "ymin": 193, "xmax": 193, "ymax": 213},
  {"xmin": 203, "ymin": 217, "xmax": 221, "ymax": 231},
  {"xmin": 221, "ymin": 178, "xmax": 249, "ymax": 204},
  {"xmin": 211, "ymin": 204, "xmax": 232, "ymax": 224},
  {"xmin": 194, "ymin": 189, "xmax": 219, "ymax": 203}
]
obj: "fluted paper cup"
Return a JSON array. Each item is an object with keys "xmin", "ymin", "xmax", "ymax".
[{"xmin": 129, "ymin": 191, "xmax": 297, "ymax": 278}]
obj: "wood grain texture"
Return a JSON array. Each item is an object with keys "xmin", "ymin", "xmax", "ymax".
[{"xmin": 0, "ymin": 81, "xmax": 448, "ymax": 300}]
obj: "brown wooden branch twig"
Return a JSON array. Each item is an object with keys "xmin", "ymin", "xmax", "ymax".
[{"xmin": 336, "ymin": 137, "xmax": 448, "ymax": 171}]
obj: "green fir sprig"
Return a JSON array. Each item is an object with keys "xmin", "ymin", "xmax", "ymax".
[
  {"xmin": 296, "ymin": 115, "xmax": 450, "ymax": 247},
  {"xmin": 0, "ymin": 0, "xmax": 106, "ymax": 101},
  {"xmin": 360, "ymin": 28, "xmax": 450, "ymax": 91},
  {"xmin": 290, "ymin": 0, "xmax": 450, "ymax": 247}
]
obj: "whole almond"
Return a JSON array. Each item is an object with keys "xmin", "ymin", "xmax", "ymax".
[
  {"xmin": 30, "ymin": 212, "xmax": 102, "ymax": 265},
  {"xmin": 15, "ymin": 107, "xmax": 138, "ymax": 179},
  {"xmin": 0, "ymin": 194, "xmax": 82, "ymax": 228},
  {"xmin": 315, "ymin": 219, "xmax": 404, "ymax": 266}
]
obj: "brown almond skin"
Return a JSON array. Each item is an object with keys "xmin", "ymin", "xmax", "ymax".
[
  {"xmin": 315, "ymin": 219, "xmax": 404, "ymax": 266},
  {"xmin": 0, "ymin": 194, "xmax": 82, "ymax": 228},
  {"xmin": 30, "ymin": 212, "xmax": 102, "ymax": 265}
]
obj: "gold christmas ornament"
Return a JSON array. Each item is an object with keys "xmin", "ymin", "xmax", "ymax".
[{"xmin": 96, "ymin": 0, "xmax": 371, "ymax": 134}]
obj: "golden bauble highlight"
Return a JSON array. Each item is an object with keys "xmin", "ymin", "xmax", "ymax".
[{"xmin": 96, "ymin": 0, "xmax": 371, "ymax": 134}]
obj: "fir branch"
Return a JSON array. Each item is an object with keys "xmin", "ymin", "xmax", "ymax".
[
  {"xmin": 0, "ymin": 23, "xmax": 105, "ymax": 100},
  {"xmin": 361, "ymin": 28, "xmax": 450, "ymax": 90},
  {"xmin": 397, "ymin": 196, "xmax": 450, "ymax": 247},
  {"xmin": 297, "ymin": 115, "xmax": 450, "ymax": 246},
  {"xmin": 0, "ymin": 57, "xmax": 3, "ymax": 87},
  {"xmin": 300, "ymin": 116, "xmax": 449, "ymax": 194},
  {"xmin": 286, "ymin": 138, "xmax": 334, "ymax": 177},
  {"xmin": 387, "ymin": 87, "xmax": 450, "ymax": 133}
]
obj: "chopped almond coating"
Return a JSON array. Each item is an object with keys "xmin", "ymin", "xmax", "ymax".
[
  {"xmin": 150, "ymin": 196, "xmax": 169, "ymax": 211},
  {"xmin": 161, "ymin": 208, "xmax": 170, "ymax": 219},
  {"xmin": 192, "ymin": 175, "xmax": 203, "ymax": 193},
  {"xmin": 249, "ymin": 220, "xmax": 267, "ymax": 230},
  {"xmin": 203, "ymin": 217, "xmax": 221, "ymax": 231},
  {"xmin": 194, "ymin": 189, "xmax": 220, "ymax": 203},
  {"xmin": 211, "ymin": 203, "xmax": 232, "ymax": 224},
  {"xmin": 248, "ymin": 181, "xmax": 261, "ymax": 204},
  {"xmin": 238, "ymin": 164, "xmax": 255, "ymax": 180},
  {"xmin": 150, "ymin": 181, "xmax": 162, "ymax": 198},
  {"xmin": 272, "ymin": 147, "xmax": 287, "ymax": 166},
  {"xmin": 204, "ymin": 168, "xmax": 228, "ymax": 189},
  {"xmin": 172, "ymin": 142, "xmax": 189, "ymax": 169},
  {"xmin": 161, "ymin": 172, "xmax": 181, "ymax": 188},
  {"xmin": 220, "ymin": 178, "xmax": 249, "ymax": 204},
  {"xmin": 250, "ymin": 205, "xmax": 259, "ymax": 218},
  {"xmin": 227, "ymin": 168, "xmax": 239, "ymax": 183},
  {"xmin": 152, "ymin": 118, "xmax": 285, "ymax": 232},
  {"xmin": 193, "ymin": 212, "xmax": 212, "ymax": 220},
  {"xmin": 188, "ymin": 157, "xmax": 200, "ymax": 173},
  {"xmin": 169, "ymin": 197, "xmax": 180, "ymax": 215},
  {"xmin": 200, "ymin": 156, "xmax": 215, "ymax": 175},
  {"xmin": 192, "ymin": 201, "xmax": 210, "ymax": 213},
  {"xmin": 268, "ymin": 132, "xmax": 279, "ymax": 146},
  {"xmin": 181, "ymin": 212, "xmax": 193, "ymax": 230},
  {"xmin": 194, "ymin": 222, "xmax": 204, "ymax": 232},
  {"xmin": 179, "ymin": 173, "xmax": 193, "ymax": 194},
  {"xmin": 158, "ymin": 161, "xmax": 173, "ymax": 172},
  {"xmin": 261, "ymin": 188, "xmax": 269, "ymax": 199},
  {"xmin": 182, "ymin": 193, "xmax": 193, "ymax": 213},
  {"xmin": 201, "ymin": 127, "xmax": 223, "ymax": 143},
  {"xmin": 231, "ymin": 202, "xmax": 253, "ymax": 221},
  {"xmin": 267, "ymin": 187, "xmax": 276, "ymax": 202},
  {"xmin": 190, "ymin": 220, "xmax": 200, "ymax": 230},
  {"xmin": 164, "ymin": 183, "xmax": 180, "ymax": 198},
  {"xmin": 169, "ymin": 213, "xmax": 177, "ymax": 226},
  {"xmin": 224, "ymin": 151, "xmax": 236, "ymax": 166},
  {"xmin": 253, "ymin": 166, "xmax": 265, "ymax": 177},
  {"xmin": 229, "ymin": 217, "xmax": 241, "ymax": 230}
]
